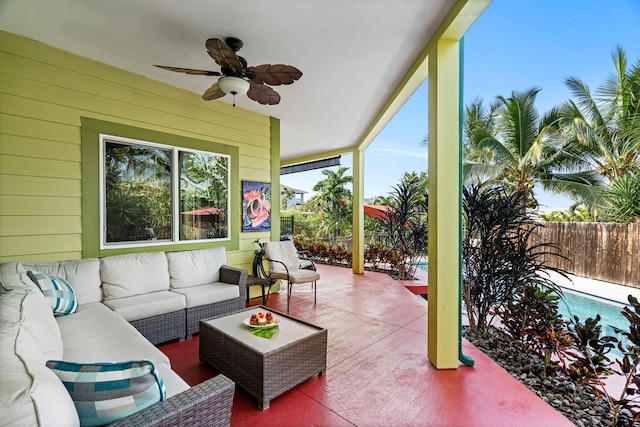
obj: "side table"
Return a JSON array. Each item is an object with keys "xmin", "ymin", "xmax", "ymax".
[{"xmin": 245, "ymin": 275, "xmax": 273, "ymax": 305}]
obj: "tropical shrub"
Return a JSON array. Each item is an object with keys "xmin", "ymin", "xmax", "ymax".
[
  {"xmin": 500, "ymin": 286, "xmax": 571, "ymax": 377},
  {"xmin": 381, "ymin": 173, "xmax": 428, "ymax": 280},
  {"xmin": 462, "ymin": 183, "xmax": 567, "ymax": 334},
  {"xmin": 610, "ymin": 295, "xmax": 640, "ymax": 424}
]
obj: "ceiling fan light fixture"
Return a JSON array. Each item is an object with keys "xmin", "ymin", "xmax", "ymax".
[{"xmin": 218, "ymin": 76, "xmax": 250, "ymax": 96}]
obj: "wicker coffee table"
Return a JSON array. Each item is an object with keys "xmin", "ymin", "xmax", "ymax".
[{"xmin": 199, "ymin": 306, "xmax": 327, "ymax": 410}]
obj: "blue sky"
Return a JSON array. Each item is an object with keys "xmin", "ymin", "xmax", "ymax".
[{"xmin": 281, "ymin": 0, "xmax": 640, "ymax": 209}]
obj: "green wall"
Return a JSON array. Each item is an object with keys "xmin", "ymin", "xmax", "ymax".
[{"xmin": 0, "ymin": 30, "xmax": 275, "ymax": 273}]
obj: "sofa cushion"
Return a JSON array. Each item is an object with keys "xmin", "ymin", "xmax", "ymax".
[
  {"xmin": 102, "ymin": 291, "xmax": 186, "ymax": 322},
  {"xmin": 27, "ymin": 271, "xmax": 79, "ymax": 316},
  {"xmin": 171, "ymin": 283, "xmax": 240, "ymax": 308},
  {"xmin": 0, "ymin": 261, "xmax": 22, "ymax": 291},
  {"xmin": 155, "ymin": 363, "xmax": 190, "ymax": 398},
  {"xmin": 46, "ymin": 359, "xmax": 166, "ymax": 427},
  {"xmin": 21, "ymin": 259, "xmax": 102, "ymax": 305},
  {"xmin": 0, "ymin": 288, "xmax": 80, "ymax": 427},
  {"xmin": 167, "ymin": 247, "xmax": 227, "ymax": 289},
  {"xmin": 57, "ymin": 303, "xmax": 170, "ymax": 368},
  {"xmin": 101, "ymin": 252, "xmax": 170, "ymax": 300},
  {"xmin": 21, "ymin": 288, "xmax": 64, "ymax": 360}
]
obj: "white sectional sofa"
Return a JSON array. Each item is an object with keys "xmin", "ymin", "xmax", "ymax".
[{"xmin": 0, "ymin": 247, "xmax": 247, "ymax": 426}]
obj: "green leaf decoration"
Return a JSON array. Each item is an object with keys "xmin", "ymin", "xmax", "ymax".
[{"xmin": 249, "ymin": 325, "xmax": 279, "ymax": 338}]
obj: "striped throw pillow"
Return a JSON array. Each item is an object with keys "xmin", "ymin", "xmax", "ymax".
[
  {"xmin": 46, "ymin": 360, "xmax": 166, "ymax": 426},
  {"xmin": 27, "ymin": 271, "xmax": 78, "ymax": 315}
]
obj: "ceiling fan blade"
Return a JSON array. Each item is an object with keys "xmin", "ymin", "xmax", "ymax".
[
  {"xmin": 205, "ymin": 38, "xmax": 244, "ymax": 74},
  {"xmin": 202, "ymin": 82, "xmax": 226, "ymax": 101},
  {"xmin": 247, "ymin": 82, "xmax": 281, "ymax": 105},
  {"xmin": 247, "ymin": 64, "xmax": 302, "ymax": 86},
  {"xmin": 154, "ymin": 65, "xmax": 221, "ymax": 76}
]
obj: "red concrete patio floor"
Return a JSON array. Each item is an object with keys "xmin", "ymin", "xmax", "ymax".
[{"xmin": 159, "ymin": 264, "xmax": 573, "ymax": 427}]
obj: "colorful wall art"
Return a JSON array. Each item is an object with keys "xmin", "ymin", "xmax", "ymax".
[{"xmin": 242, "ymin": 181, "xmax": 271, "ymax": 232}]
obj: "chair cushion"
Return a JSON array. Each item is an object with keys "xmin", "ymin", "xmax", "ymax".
[
  {"xmin": 102, "ymin": 291, "xmax": 186, "ymax": 322},
  {"xmin": 46, "ymin": 359, "xmax": 166, "ymax": 427},
  {"xmin": 101, "ymin": 252, "xmax": 170, "ymax": 300},
  {"xmin": 170, "ymin": 283, "xmax": 240, "ymax": 308},
  {"xmin": 271, "ymin": 269, "xmax": 320, "ymax": 284},
  {"xmin": 27, "ymin": 271, "xmax": 78, "ymax": 316},
  {"xmin": 264, "ymin": 240, "xmax": 301, "ymax": 275},
  {"xmin": 167, "ymin": 247, "xmax": 227, "ymax": 289}
]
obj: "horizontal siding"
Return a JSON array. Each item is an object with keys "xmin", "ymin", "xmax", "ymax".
[
  {"xmin": 0, "ymin": 234, "xmax": 81, "ymax": 258},
  {"xmin": 0, "ymin": 134, "xmax": 81, "ymax": 162},
  {"xmin": 0, "ymin": 195, "xmax": 81, "ymax": 216},
  {"xmin": 0, "ymin": 175, "xmax": 81, "ymax": 197},
  {"xmin": 0, "ymin": 216, "xmax": 82, "ymax": 236},
  {"xmin": 0, "ymin": 30, "xmax": 273, "ymax": 266}
]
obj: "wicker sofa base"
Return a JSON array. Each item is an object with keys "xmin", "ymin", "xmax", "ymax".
[
  {"xmin": 187, "ymin": 299, "xmax": 244, "ymax": 337},
  {"xmin": 130, "ymin": 310, "xmax": 186, "ymax": 345},
  {"xmin": 107, "ymin": 374, "xmax": 235, "ymax": 427}
]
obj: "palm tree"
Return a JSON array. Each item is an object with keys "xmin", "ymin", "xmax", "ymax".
[
  {"xmin": 601, "ymin": 172, "xmax": 640, "ymax": 222},
  {"xmin": 463, "ymin": 88, "xmax": 597, "ymax": 208},
  {"xmin": 311, "ymin": 166, "xmax": 353, "ymax": 237},
  {"xmin": 558, "ymin": 46, "xmax": 640, "ymax": 182}
]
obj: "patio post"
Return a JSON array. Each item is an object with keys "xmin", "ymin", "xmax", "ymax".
[
  {"xmin": 352, "ymin": 148, "xmax": 365, "ymax": 274},
  {"xmin": 270, "ymin": 117, "xmax": 281, "ymax": 242},
  {"xmin": 427, "ymin": 38, "xmax": 461, "ymax": 369}
]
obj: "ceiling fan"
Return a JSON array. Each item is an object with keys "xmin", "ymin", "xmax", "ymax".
[{"xmin": 155, "ymin": 37, "xmax": 302, "ymax": 106}]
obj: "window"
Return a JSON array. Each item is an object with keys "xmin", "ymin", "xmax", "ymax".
[{"xmin": 101, "ymin": 135, "xmax": 229, "ymax": 248}]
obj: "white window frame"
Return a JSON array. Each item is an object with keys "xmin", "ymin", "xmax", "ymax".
[{"xmin": 99, "ymin": 134, "xmax": 231, "ymax": 249}]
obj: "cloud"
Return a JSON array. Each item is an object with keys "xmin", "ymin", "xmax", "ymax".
[{"xmin": 372, "ymin": 144, "xmax": 429, "ymax": 160}]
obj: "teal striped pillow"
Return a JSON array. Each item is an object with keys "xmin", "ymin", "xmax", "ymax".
[
  {"xmin": 27, "ymin": 271, "xmax": 78, "ymax": 315},
  {"xmin": 46, "ymin": 360, "xmax": 166, "ymax": 426}
]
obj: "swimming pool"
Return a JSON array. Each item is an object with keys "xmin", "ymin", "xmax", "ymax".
[
  {"xmin": 415, "ymin": 262, "xmax": 428, "ymax": 272},
  {"xmin": 558, "ymin": 288, "xmax": 628, "ymax": 357}
]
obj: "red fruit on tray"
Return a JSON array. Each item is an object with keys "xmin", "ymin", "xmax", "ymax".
[{"xmin": 258, "ymin": 312, "xmax": 265, "ymax": 318}]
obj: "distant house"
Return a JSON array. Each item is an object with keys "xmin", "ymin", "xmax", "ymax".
[{"xmin": 281, "ymin": 185, "xmax": 307, "ymax": 209}]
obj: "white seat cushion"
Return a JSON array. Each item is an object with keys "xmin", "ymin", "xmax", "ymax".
[
  {"xmin": 170, "ymin": 283, "xmax": 240, "ymax": 308},
  {"xmin": 101, "ymin": 252, "xmax": 170, "ymax": 300},
  {"xmin": 156, "ymin": 364, "xmax": 190, "ymax": 398},
  {"xmin": 271, "ymin": 268, "xmax": 320, "ymax": 284},
  {"xmin": 167, "ymin": 247, "xmax": 227, "ymax": 289},
  {"xmin": 102, "ymin": 291, "xmax": 186, "ymax": 322},
  {"xmin": 57, "ymin": 303, "xmax": 170, "ymax": 367}
]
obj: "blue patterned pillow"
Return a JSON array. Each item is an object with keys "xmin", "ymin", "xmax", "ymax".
[
  {"xmin": 46, "ymin": 360, "xmax": 166, "ymax": 426},
  {"xmin": 27, "ymin": 271, "xmax": 78, "ymax": 315}
]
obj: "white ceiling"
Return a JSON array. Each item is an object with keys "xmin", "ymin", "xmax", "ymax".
[{"xmin": 0, "ymin": 0, "xmax": 456, "ymax": 162}]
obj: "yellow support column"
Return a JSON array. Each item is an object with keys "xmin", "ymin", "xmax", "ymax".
[
  {"xmin": 352, "ymin": 148, "xmax": 365, "ymax": 274},
  {"xmin": 427, "ymin": 39, "xmax": 461, "ymax": 369},
  {"xmin": 270, "ymin": 117, "xmax": 281, "ymax": 242}
]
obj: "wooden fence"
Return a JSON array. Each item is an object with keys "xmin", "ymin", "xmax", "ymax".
[{"xmin": 529, "ymin": 222, "xmax": 640, "ymax": 289}]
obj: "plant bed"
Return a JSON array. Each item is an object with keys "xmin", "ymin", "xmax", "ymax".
[{"xmin": 463, "ymin": 327, "xmax": 638, "ymax": 427}]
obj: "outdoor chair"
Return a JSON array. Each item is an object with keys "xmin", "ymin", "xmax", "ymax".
[{"xmin": 263, "ymin": 240, "xmax": 320, "ymax": 312}]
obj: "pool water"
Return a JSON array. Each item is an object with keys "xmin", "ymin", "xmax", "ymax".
[
  {"xmin": 416, "ymin": 262, "xmax": 428, "ymax": 272},
  {"xmin": 558, "ymin": 288, "xmax": 628, "ymax": 358}
]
